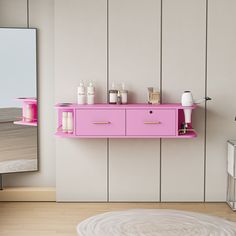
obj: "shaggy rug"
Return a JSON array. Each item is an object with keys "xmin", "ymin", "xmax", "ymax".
[{"xmin": 77, "ymin": 209, "xmax": 236, "ymax": 236}]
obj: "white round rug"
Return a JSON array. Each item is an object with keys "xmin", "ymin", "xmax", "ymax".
[{"xmin": 77, "ymin": 209, "xmax": 236, "ymax": 236}]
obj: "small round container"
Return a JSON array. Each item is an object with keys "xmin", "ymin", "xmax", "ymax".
[
  {"xmin": 109, "ymin": 90, "xmax": 118, "ymax": 104},
  {"xmin": 121, "ymin": 90, "xmax": 128, "ymax": 104}
]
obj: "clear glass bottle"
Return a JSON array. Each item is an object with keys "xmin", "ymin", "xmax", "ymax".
[{"xmin": 109, "ymin": 82, "xmax": 118, "ymax": 104}]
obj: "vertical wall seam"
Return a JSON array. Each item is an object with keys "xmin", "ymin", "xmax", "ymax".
[
  {"xmin": 159, "ymin": 0, "xmax": 163, "ymax": 202},
  {"xmin": 160, "ymin": 0, "xmax": 163, "ymax": 104},
  {"xmin": 27, "ymin": 0, "xmax": 29, "ymax": 28},
  {"xmin": 107, "ymin": 0, "xmax": 110, "ymax": 203},
  {"xmin": 204, "ymin": 0, "xmax": 209, "ymax": 202}
]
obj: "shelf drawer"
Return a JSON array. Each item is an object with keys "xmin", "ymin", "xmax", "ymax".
[
  {"xmin": 75, "ymin": 109, "xmax": 125, "ymax": 136},
  {"xmin": 126, "ymin": 109, "xmax": 176, "ymax": 136}
]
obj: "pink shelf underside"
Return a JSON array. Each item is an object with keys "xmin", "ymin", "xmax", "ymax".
[
  {"xmin": 55, "ymin": 131, "xmax": 197, "ymax": 139},
  {"xmin": 14, "ymin": 121, "xmax": 37, "ymax": 127}
]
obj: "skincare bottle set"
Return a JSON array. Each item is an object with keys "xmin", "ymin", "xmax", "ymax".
[
  {"xmin": 77, "ymin": 81, "xmax": 95, "ymax": 105},
  {"xmin": 147, "ymin": 87, "xmax": 160, "ymax": 104},
  {"xmin": 62, "ymin": 111, "xmax": 73, "ymax": 133},
  {"xmin": 108, "ymin": 82, "xmax": 128, "ymax": 104}
]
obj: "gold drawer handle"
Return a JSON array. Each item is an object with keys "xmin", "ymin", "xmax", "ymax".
[
  {"xmin": 93, "ymin": 121, "xmax": 111, "ymax": 124},
  {"xmin": 144, "ymin": 121, "xmax": 161, "ymax": 124}
]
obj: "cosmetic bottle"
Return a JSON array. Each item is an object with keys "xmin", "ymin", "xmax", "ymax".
[
  {"xmin": 117, "ymin": 91, "xmax": 122, "ymax": 104},
  {"xmin": 120, "ymin": 83, "xmax": 128, "ymax": 104},
  {"xmin": 77, "ymin": 81, "xmax": 86, "ymax": 105},
  {"xmin": 87, "ymin": 82, "xmax": 95, "ymax": 105},
  {"xmin": 109, "ymin": 82, "xmax": 118, "ymax": 104},
  {"xmin": 25, "ymin": 104, "xmax": 33, "ymax": 122},
  {"xmin": 67, "ymin": 112, "xmax": 73, "ymax": 134},
  {"xmin": 62, "ymin": 112, "xmax": 68, "ymax": 133}
]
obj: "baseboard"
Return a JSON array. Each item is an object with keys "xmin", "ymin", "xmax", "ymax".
[{"xmin": 0, "ymin": 187, "xmax": 56, "ymax": 201}]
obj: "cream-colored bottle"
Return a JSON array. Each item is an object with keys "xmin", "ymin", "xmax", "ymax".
[{"xmin": 87, "ymin": 82, "xmax": 95, "ymax": 105}]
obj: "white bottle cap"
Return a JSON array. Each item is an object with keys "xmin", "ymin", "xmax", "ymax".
[
  {"xmin": 87, "ymin": 82, "xmax": 95, "ymax": 94},
  {"xmin": 78, "ymin": 84, "xmax": 85, "ymax": 93}
]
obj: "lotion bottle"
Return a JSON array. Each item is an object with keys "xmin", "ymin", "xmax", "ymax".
[
  {"xmin": 120, "ymin": 83, "xmax": 128, "ymax": 104},
  {"xmin": 87, "ymin": 82, "xmax": 95, "ymax": 104},
  {"xmin": 77, "ymin": 81, "xmax": 86, "ymax": 105}
]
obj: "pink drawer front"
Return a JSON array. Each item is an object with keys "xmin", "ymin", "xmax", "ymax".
[
  {"xmin": 76, "ymin": 109, "xmax": 125, "ymax": 136},
  {"xmin": 126, "ymin": 109, "xmax": 176, "ymax": 136}
]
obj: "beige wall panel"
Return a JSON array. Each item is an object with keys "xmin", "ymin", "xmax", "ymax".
[
  {"xmin": 109, "ymin": 0, "xmax": 161, "ymax": 201},
  {"xmin": 206, "ymin": 0, "xmax": 236, "ymax": 201},
  {"xmin": 55, "ymin": 0, "xmax": 107, "ymax": 201},
  {"xmin": 161, "ymin": 0, "xmax": 206, "ymax": 201},
  {"xmin": 56, "ymin": 139, "xmax": 107, "ymax": 201},
  {"xmin": 109, "ymin": 139, "xmax": 160, "ymax": 202},
  {"xmin": 0, "ymin": 0, "xmax": 27, "ymax": 27}
]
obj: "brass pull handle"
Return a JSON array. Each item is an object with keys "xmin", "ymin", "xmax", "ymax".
[
  {"xmin": 93, "ymin": 121, "xmax": 111, "ymax": 124},
  {"xmin": 144, "ymin": 121, "xmax": 161, "ymax": 124}
]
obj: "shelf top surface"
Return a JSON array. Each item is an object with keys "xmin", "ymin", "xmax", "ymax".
[
  {"xmin": 16, "ymin": 97, "xmax": 37, "ymax": 103},
  {"xmin": 55, "ymin": 103, "xmax": 197, "ymax": 109}
]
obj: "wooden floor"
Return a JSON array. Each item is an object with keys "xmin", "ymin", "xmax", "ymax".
[
  {"xmin": 0, "ymin": 202, "xmax": 235, "ymax": 236},
  {"xmin": 0, "ymin": 108, "xmax": 37, "ymax": 173}
]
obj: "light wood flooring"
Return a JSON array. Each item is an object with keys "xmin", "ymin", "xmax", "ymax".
[
  {"xmin": 0, "ymin": 108, "xmax": 37, "ymax": 173},
  {"xmin": 0, "ymin": 202, "xmax": 235, "ymax": 236}
]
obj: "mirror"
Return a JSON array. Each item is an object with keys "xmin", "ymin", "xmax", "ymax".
[{"xmin": 0, "ymin": 28, "xmax": 38, "ymax": 174}]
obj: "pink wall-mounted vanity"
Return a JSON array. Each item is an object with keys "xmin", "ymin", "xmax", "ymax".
[{"xmin": 55, "ymin": 103, "xmax": 197, "ymax": 138}]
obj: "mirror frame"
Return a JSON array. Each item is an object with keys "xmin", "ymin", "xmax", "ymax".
[{"xmin": 0, "ymin": 27, "xmax": 39, "ymax": 176}]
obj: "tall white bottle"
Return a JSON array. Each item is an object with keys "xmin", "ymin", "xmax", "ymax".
[
  {"xmin": 87, "ymin": 82, "xmax": 95, "ymax": 105},
  {"xmin": 181, "ymin": 91, "xmax": 194, "ymax": 125},
  {"xmin": 62, "ymin": 112, "xmax": 68, "ymax": 133},
  {"xmin": 77, "ymin": 81, "xmax": 86, "ymax": 105},
  {"xmin": 120, "ymin": 82, "xmax": 128, "ymax": 104},
  {"xmin": 67, "ymin": 112, "xmax": 73, "ymax": 134}
]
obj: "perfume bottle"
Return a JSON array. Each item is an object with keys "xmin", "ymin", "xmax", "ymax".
[
  {"xmin": 109, "ymin": 82, "xmax": 118, "ymax": 104},
  {"xmin": 117, "ymin": 91, "xmax": 122, "ymax": 104}
]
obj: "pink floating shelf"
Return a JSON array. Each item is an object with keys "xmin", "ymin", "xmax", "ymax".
[
  {"xmin": 16, "ymin": 97, "xmax": 37, "ymax": 103},
  {"xmin": 14, "ymin": 121, "xmax": 37, "ymax": 127},
  {"xmin": 14, "ymin": 97, "xmax": 38, "ymax": 127},
  {"xmin": 55, "ymin": 103, "xmax": 197, "ymax": 139}
]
